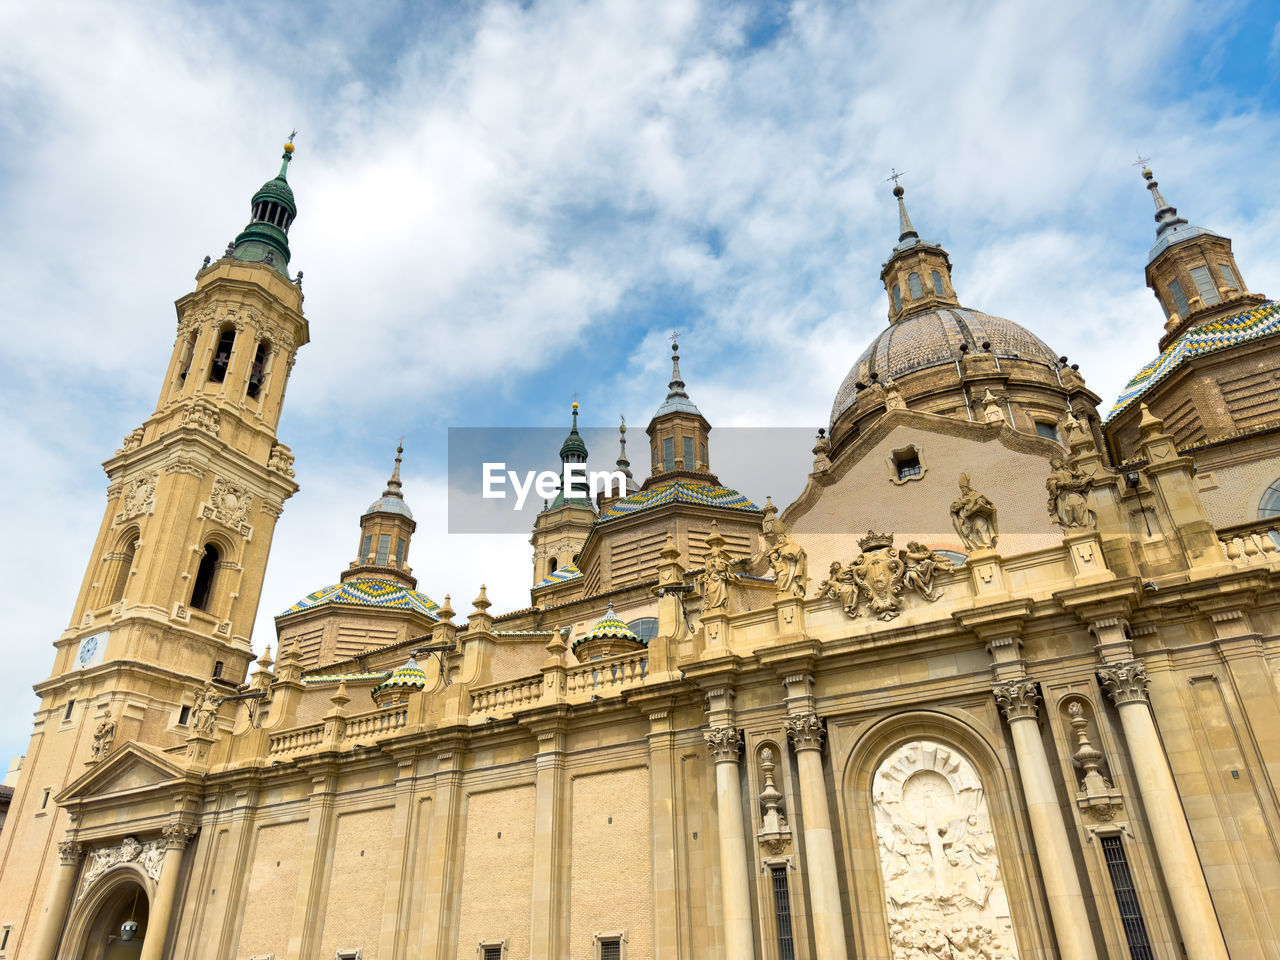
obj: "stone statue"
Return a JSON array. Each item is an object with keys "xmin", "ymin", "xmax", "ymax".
[
  {"xmin": 950, "ymin": 475, "xmax": 999, "ymax": 550},
  {"xmin": 697, "ymin": 523, "xmax": 744, "ymax": 614},
  {"xmin": 1045, "ymin": 457, "xmax": 1096, "ymax": 529},
  {"xmin": 766, "ymin": 526, "xmax": 808, "ymax": 599},
  {"xmin": 90, "ymin": 718, "xmax": 116, "ymax": 761},
  {"xmin": 981, "ymin": 389, "xmax": 1005, "ymax": 424},
  {"xmin": 824, "ymin": 533, "xmax": 953, "ymax": 621},
  {"xmin": 190, "ymin": 681, "xmax": 220, "ymax": 736},
  {"xmin": 883, "ymin": 378, "xmax": 907, "ymax": 411}
]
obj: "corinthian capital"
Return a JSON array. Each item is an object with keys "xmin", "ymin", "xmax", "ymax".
[
  {"xmin": 704, "ymin": 725, "xmax": 742, "ymax": 763},
  {"xmin": 57, "ymin": 839, "xmax": 83, "ymax": 865},
  {"xmin": 1098, "ymin": 659, "xmax": 1149, "ymax": 706},
  {"xmin": 784, "ymin": 713, "xmax": 825, "ymax": 752},
  {"xmin": 161, "ymin": 821, "xmax": 198, "ymax": 849},
  {"xmin": 993, "ymin": 679, "xmax": 1041, "ymax": 722}
]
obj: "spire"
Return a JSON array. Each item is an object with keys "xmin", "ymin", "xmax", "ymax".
[
  {"xmin": 382, "ymin": 444, "xmax": 405, "ymax": 500},
  {"xmin": 894, "ymin": 183, "xmax": 919, "ymax": 247},
  {"xmin": 616, "ymin": 416, "xmax": 633, "ymax": 481},
  {"xmin": 558, "ymin": 401, "xmax": 588, "ymax": 463},
  {"xmin": 653, "ymin": 341, "xmax": 703, "ymax": 418},
  {"xmin": 229, "ymin": 134, "xmax": 299, "ymax": 276},
  {"xmin": 880, "ymin": 175, "xmax": 960, "ymax": 322},
  {"xmin": 1141, "ymin": 166, "xmax": 1188, "ymax": 239}
]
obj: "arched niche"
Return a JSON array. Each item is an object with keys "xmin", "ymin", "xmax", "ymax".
[
  {"xmin": 60, "ymin": 866, "xmax": 151, "ymax": 960},
  {"xmin": 836, "ymin": 710, "xmax": 1049, "ymax": 960}
]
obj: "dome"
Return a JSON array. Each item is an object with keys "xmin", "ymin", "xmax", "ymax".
[
  {"xmin": 364, "ymin": 495, "xmax": 413, "ymax": 519},
  {"xmin": 572, "ymin": 603, "xmax": 641, "ymax": 651},
  {"xmin": 830, "ymin": 307, "xmax": 1060, "ymax": 425},
  {"xmin": 253, "ymin": 176, "xmax": 296, "ymax": 211},
  {"xmin": 370, "ymin": 656, "xmax": 428, "ymax": 699},
  {"xmin": 280, "ymin": 577, "xmax": 438, "ymax": 618},
  {"xmin": 1148, "ymin": 221, "xmax": 1221, "ymax": 263}
]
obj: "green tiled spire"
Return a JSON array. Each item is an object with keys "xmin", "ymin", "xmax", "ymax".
[{"xmin": 229, "ymin": 136, "xmax": 298, "ymax": 276}]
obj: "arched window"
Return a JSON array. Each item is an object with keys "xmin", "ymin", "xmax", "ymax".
[
  {"xmin": 892, "ymin": 284, "xmax": 902, "ymax": 312},
  {"xmin": 190, "ymin": 543, "xmax": 220, "ymax": 611},
  {"xmin": 1260, "ymin": 478, "xmax": 1280, "ymax": 518},
  {"xmin": 548, "ymin": 557, "xmax": 559, "ymax": 574},
  {"xmin": 247, "ymin": 341, "xmax": 271, "ymax": 400},
  {"xmin": 907, "ymin": 272, "xmax": 923, "ymax": 299},
  {"xmin": 176, "ymin": 331, "xmax": 197, "ymax": 386},
  {"xmin": 208, "ymin": 327, "xmax": 236, "ymax": 383},
  {"xmin": 108, "ymin": 537, "xmax": 138, "ymax": 604},
  {"xmin": 931, "ymin": 270, "xmax": 945, "ymax": 296},
  {"xmin": 627, "ymin": 617, "xmax": 658, "ymax": 642}
]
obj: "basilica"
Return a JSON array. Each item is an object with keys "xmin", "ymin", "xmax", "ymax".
[{"xmin": 0, "ymin": 138, "xmax": 1277, "ymax": 960}]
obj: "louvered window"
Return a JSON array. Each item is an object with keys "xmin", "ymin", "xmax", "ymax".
[
  {"xmin": 376, "ymin": 534, "xmax": 391, "ymax": 565},
  {"xmin": 1219, "ymin": 263, "xmax": 1239, "ymax": 291},
  {"xmin": 931, "ymin": 269, "xmax": 945, "ymax": 296},
  {"xmin": 1190, "ymin": 265, "xmax": 1220, "ymax": 305},
  {"xmin": 908, "ymin": 272, "xmax": 923, "ymax": 299},
  {"xmin": 892, "ymin": 284, "xmax": 902, "ymax": 311},
  {"xmin": 1101, "ymin": 836, "xmax": 1155, "ymax": 960},
  {"xmin": 683, "ymin": 436, "xmax": 694, "ymax": 469},
  {"xmin": 1167, "ymin": 279, "xmax": 1190, "ymax": 316}
]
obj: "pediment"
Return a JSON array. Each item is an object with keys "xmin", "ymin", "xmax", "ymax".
[{"xmin": 57, "ymin": 742, "xmax": 188, "ymax": 804}]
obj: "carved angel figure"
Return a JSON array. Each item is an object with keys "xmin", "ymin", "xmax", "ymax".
[
  {"xmin": 1045, "ymin": 457, "xmax": 1096, "ymax": 529},
  {"xmin": 766, "ymin": 528, "xmax": 808, "ymax": 598},
  {"xmin": 818, "ymin": 561, "xmax": 863, "ymax": 616},
  {"xmin": 950, "ymin": 475, "xmax": 999, "ymax": 550},
  {"xmin": 90, "ymin": 718, "xmax": 116, "ymax": 761},
  {"xmin": 901, "ymin": 542, "xmax": 953, "ymax": 602}
]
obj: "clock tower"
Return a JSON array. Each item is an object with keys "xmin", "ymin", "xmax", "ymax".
[{"xmin": 0, "ymin": 140, "xmax": 309, "ymax": 957}]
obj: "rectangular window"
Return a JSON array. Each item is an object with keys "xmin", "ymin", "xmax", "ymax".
[
  {"xmin": 1189, "ymin": 265, "xmax": 1220, "ymax": 305},
  {"xmin": 395, "ymin": 539, "xmax": 406, "ymax": 566},
  {"xmin": 41, "ymin": 788, "xmax": 51, "ymax": 810},
  {"xmin": 1167, "ymin": 279, "xmax": 1190, "ymax": 317},
  {"xmin": 699, "ymin": 442, "xmax": 707, "ymax": 466},
  {"xmin": 361, "ymin": 534, "xmax": 372, "ymax": 560},
  {"xmin": 376, "ymin": 534, "xmax": 391, "ymax": 566},
  {"xmin": 1035, "ymin": 421, "xmax": 1060, "ymax": 442},
  {"xmin": 682, "ymin": 437, "xmax": 694, "ymax": 469},
  {"xmin": 931, "ymin": 269, "xmax": 945, "ymax": 296},
  {"xmin": 892, "ymin": 284, "xmax": 902, "ymax": 312},
  {"xmin": 771, "ymin": 866, "xmax": 796, "ymax": 960},
  {"xmin": 1101, "ymin": 836, "xmax": 1155, "ymax": 960},
  {"xmin": 599, "ymin": 941, "xmax": 621, "ymax": 960},
  {"xmin": 662, "ymin": 437, "xmax": 674, "ymax": 472},
  {"xmin": 482, "ymin": 947, "xmax": 503, "ymax": 960},
  {"xmin": 2, "ymin": 926, "xmax": 11, "ymax": 950},
  {"xmin": 907, "ymin": 271, "xmax": 924, "ymax": 299},
  {"xmin": 1219, "ymin": 263, "xmax": 1239, "ymax": 292},
  {"xmin": 63, "ymin": 700, "xmax": 75, "ymax": 721},
  {"xmin": 178, "ymin": 705, "xmax": 191, "ymax": 726}
]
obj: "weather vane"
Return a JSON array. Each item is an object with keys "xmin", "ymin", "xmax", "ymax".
[
  {"xmin": 670, "ymin": 331, "xmax": 680, "ymax": 344},
  {"xmin": 289, "ymin": 129, "xmax": 299, "ymax": 143},
  {"xmin": 1133, "ymin": 153, "xmax": 1151, "ymax": 169},
  {"xmin": 885, "ymin": 168, "xmax": 907, "ymax": 186}
]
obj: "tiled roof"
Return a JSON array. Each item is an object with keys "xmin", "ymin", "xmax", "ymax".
[
  {"xmin": 1107, "ymin": 300, "xmax": 1280, "ymax": 420},
  {"xmin": 533, "ymin": 564, "xmax": 582, "ymax": 590},
  {"xmin": 302, "ymin": 672, "xmax": 391, "ymax": 684},
  {"xmin": 598, "ymin": 481, "xmax": 758, "ymax": 522},
  {"xmin": 371, "ymin": 656, "xmax": 428, "ymax": 697},
  {"xmin": 279, "ymin": 577, "xmax": 440, "ymax": 619},
  {"xmin": 572, "ymin": 603, "xmax": 641, "ymax": 649}
]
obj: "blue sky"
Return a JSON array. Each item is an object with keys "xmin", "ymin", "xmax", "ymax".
[{"xmin": 2, "ymin": 0, "xmax": 1280, "ymax": 762}]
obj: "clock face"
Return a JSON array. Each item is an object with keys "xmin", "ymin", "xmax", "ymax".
[{"xmin": 77, "ymin": 634, "xmax": 102, "ymax": 668}]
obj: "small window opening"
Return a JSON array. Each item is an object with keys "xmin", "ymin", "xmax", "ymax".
[
  {"xmin": 771, "ymin": 865, "xmax": 796, "ymax": 960},
  {"xmin": 1219, "ymin": 263, "xmax": 1239, "ymax": 291},
  {"xmin": 907, "ymin": 272, "xmax": 923, "ymax": 299},
  {"xmin": 662, "ymin": 437, "xmax": 674, "ymax": 472},
  {"xmin": 178, "ymin": 705, "xmax": 191, "ymax": 726},
  {"xmin": 896, "ymin": 454, "xmax": 922, "ymax": 480},
  {"xmin": 1101, "ymin": 836, "xmax": 1155, "ymax": 960},
  {"xmin": 699, "ymin": 442, "xmax": 707, "ymax": 467},
  {"xmin": 361, "ymin": 533, "xmax": 373, "ymax": 561},
  {"xmin": 682, "ymin": 436, "xmax": 694, "ymax": 470},
  {"xmin": 395, "ymin": 538, "xmax": 406, "ymax": 567},
  {"xmin": 599, "ymin": 941, "xmax": 621, "ymax": 960},
  {"xmin": 212, "ymin": 660, "xmax": 224, "ymax": 679},
  {"xmin": 1035, "ymin": 421, "xmax": 1060, "ymax": 442},
  {"xmin": 190, "ymin": 544, "xmax": 220, "ymax": 611},
  {"xmin": 891, "ymin": 283, "xmax": 902, "ymax": 312},
  {"xmin": 627, "ymin": 618, "xmax": 658, "ymax": 642},
  {"xmin": 2, "ymin": 927, "xmax": 10, "ymax": 950},
  {"xmin": 1189, "ymin": 265, "xmax": 1220, "ymax": 306},
  {"xmin": 63, "ymin": 700, "xmax": 75, "ymax": 721},
  {"xmin": 208, "ymin": 328, "xmax": 236, "ymax": 383},
  {"xmin": 109, "ymin": 537, "xmax": 138, "ymax": 604},
  {"xmin": 482, "ymin": 947, "xmax": 503, "ymax": 960},
  {"xmin": 41, "ymin": 789, "xmax": 51, "ymax": 810},
  {"xmin": 931, "ymin": 269, "xmax": 945, "ymax": 296},
  {"xmin": 177, "ymin": 332, "xmax": 197, "ymax": 384},
  {"xmin": 548, "ymin": 557, "xmax": 558, "ymax": 574},
  {"xmin": 376, "ymin": 534, "xmax": 391, "ymax": 566},
  {"xmin": 1167, "ymin": 279, "xmax": 1190, "ymax": 317},
  {"xmin": 247, "ymin": 341, "xmax": 270, "ymax": 400}
]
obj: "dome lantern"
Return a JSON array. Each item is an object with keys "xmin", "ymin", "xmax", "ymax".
[
  {"xmin": 347, "ymin": 444, "xmax": 418, "ymax": 586},
  {"xmin": 879, "ymin": 181, "xmax": 961, "ymax": 323},
  {"xmin": 229, "ymin": 135, "xmax": 299, "ymax": 276}
]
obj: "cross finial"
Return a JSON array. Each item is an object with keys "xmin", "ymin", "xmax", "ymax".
[
  {"xmin": 669, "ymin": 331, "xmax": 679, "ymax": 345},
  {"xmin": 1133, "ymin": 153, "xmax": 1151, "ymax": 169},
  {"xmin": 884, "ymin": 167, "xmax": 907, "ymax": 187},
  {"xmin": 288, "ymin": 129, "xmax": 298, "ymax": 143}
]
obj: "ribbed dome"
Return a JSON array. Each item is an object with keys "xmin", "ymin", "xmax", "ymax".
[
  {"xmin": 830, "ymin": 307, "xmax": 1060, "ymax": 424},
  {"xmin": 364, "ymin": 495, "xmax": 413, "ymax": 519},
  {"xmin": 253, "ymin": 176, "xmax": 296, "ymax": 211}
]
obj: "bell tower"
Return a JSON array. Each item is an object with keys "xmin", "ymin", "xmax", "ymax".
[{"xmin": 0, "ymin": 139, "xmax": 309, "ymax": 957}]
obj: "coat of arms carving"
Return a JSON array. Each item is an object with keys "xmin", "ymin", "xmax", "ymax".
[
  {"xmin": 115, "ymin": 472, "xmax": 157, "ymax": 525},
  {"xmin": 819, "ymin": 532, "xmax": 953, "ymax": 621},
  {"xmin": 202, "ymin": 477, "xmax": 254, "ymax": 535}
]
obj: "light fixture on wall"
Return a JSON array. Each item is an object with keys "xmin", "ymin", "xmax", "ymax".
[{"xmin": 120, "ymin": 889, "xmax": 139, "ymax": 941}]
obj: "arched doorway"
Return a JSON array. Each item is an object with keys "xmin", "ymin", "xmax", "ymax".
[{"xmin": 66, "ymin": 876, "xmax": 149, "ymax": 960}]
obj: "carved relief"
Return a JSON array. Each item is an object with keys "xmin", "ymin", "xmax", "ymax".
[
  {"xmin": 704, "ymin": 725, "xmax": 742, "ymax": 763},
  {"xmin": 190, "ymin": 681, "xmax": 221, "ymax": 736},
  {"xmin": 764, "ymin": 525, "xmax": 808, "ymax": 599},
  {"xmin": 116, "ymin": 427, "xmax": 144, "ymax": 455},
  {"xmin": 114, "ymin": 472, "xmax": 157, "ymax": 525},
  {"xmin": 268, "ymin": 444, "xmax": 296, "ymax": 478},
  {"xmin": 784, "ymin": 713, "xmax": 825, "ymax": 752},
  {"xmin": 950, "ymin": 475, "xmax": 999, "ymax": 550},
  {"xmin": 818, "ymin": 532, "xmax": 953, "ymax": 621},
  {"xmin": 1098, "ymin": 660, "xmax": 1149, "ymax": 706},
  {"xmin": 992, "ymin": 680, "xmax": 1040, "ymax": 722},
  {"xmin": 57, "ymin": 839, "xmax": 83, "ymax": 866},
  {"xmin": 202, "ymin": 477, "xmax": 254, "ymax": 536},
  {"xmin": 180, "ymin": 398, "xmax": 221, "ymax": 437},
  {"xmin": 696, "ymin": 522, "xmax": 745, "ymax": 615},
  {"xmin": 873, "ymin": 741, "xmax": 1019, "ymax": 960},
  {"xmin": 89, "ymin": 718, "xmax": 116, "ymax": 762},
  {"xmin": 78, "ymin": 836, "xmax": 167, "ymax": 898},
  {"xmin": 1046, "ymin": 457, "xmax": 1096, "ymax": 529}
]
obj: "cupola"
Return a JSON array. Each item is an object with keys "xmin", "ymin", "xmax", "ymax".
[
  {"xmin": 646, "ymin": 342, "xmax": 713, "ymax": 482},
  {"xmin": 571, "ymin": 602, "xmax": 645, "ymax": 661},
  {"xmin": 879, "ymin": 183, "xmax": 961, "ymax": 322},
  {"xmin": 370, "ymin": 655, "xmax": 428, "ymax": 706},
  {"xmin": 229, "ymin": 136, "xmax": 298, "ymax": 275},
  {"xmin": 345, "ymin": 445, "xmax": 417, "ymax": 586}
]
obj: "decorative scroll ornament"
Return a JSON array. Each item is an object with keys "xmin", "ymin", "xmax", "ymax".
[
  {"xmin": 161, "ymin": 821, "xmax": 198, "ymax": 849},
  {"xmin": 202, "ymin": 477, "xmax": 253, "ymax": 535},
  {"xmin": 79, "ymin": 836, "xmax": 167, "ymax": 898},
  {"xmin": 1067, "ymin": 701, "xmax": 1122, "ymax": 822},
  {"xmin": 818, "ymin": 533, "xmax": 953, "ymax": 622},
  {"xmin": 267, "ymin": 443, "xmax": 296, "ymax": 478},
  {"xmin": 950, "ymin": 475, "xmax": 999, "ymax": 550},
  {"xmin": 1098, "ymin": 660, "xmax": 1150, "ymax": 706},
  {"xmin": 117, "ymin": 427, "xmax": 144, "ymax": 455},
  {"xmin": 57, "ymin": 839, "xmax": 83, "ymax": 866},
  {"xmin": 89, "ymin": 718, "xmax": 117, "ymax": 762},
  {"xmin": 1046, "ymin": 457, "xmax": 1096, "ymax": 529},
  {"xmin": 784, "ymin": 713, "xmax": 825, "ymax": 752},
  {"xmin": 873, "ymin": 741, "xmax": 1020, "ymax": 960},
  {"xmin": 993, "ymin": 679, "xmax": 1040, "ymax": 722},
  {"xmin": 180, "ymin": 398, "xmax": 221, "ymax": 437},
  {"xmin": 704, "ymin": 725, "xmax": 742, "ymax": 763},
  {"xmin": 115, "ymin": 472, "xmax": 157, "ymax": 525},
  {"xmin": 757, "ymin": 747, "xmax": 791, "ymax": 855}
]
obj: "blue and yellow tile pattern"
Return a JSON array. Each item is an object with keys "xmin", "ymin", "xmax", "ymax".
[
  {"xmin": 1108, "ymin": 300, "xmax": 1280, "ymax": 420},
  {"xmin": 371, "ymin": 656, "xmax": 428, "ymax": 698},
  {"xmin": 572, "ymin": 604, "xmax": 642, "ymax": 650},
  {"xmin": 533, "ymin": 563, "xmax": 582, "ymax": 590},
  {"xmin": 598, "ymin": 481, "xmax": 758, "ymax": 522},
  {"xmin": 280, "ymin": 577, "xmax": 440, "ymax": 619}
]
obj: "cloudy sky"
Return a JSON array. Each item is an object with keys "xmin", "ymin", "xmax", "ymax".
[{"xmin": 2, "ymin": 0, "xmax": 1279, "ymax": 762}]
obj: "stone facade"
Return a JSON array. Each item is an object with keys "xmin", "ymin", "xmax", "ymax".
[{"xmin": 0, "ymin": 158, "xmax": 1278, "ymax": 960}]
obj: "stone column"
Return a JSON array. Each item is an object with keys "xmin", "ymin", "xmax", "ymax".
[
  {"xmin": 705, "ymin": 725, "xmax": 756, "ymax": 960},
  {"xmin": 139, "ymin": 822, "xmax": 197, "ymax": 960},
  {"xmin": 647, "ymin": 707, "xmax": 683, "ymax": 958},
  {"xmin": 993, "ymin": 680, "xmax": 1099, "ymax": 960},
  {"xmin": 530, "ymin": 728, "xmax": 566, "ymax": 960},
  {"xmin": 31, "ymin": 839, "xmax": 82, "ymax": 960},
  {"xmin": 1098, "ymin": 660, "xmax": 1229, "ymax": 960},
  {"xmin": 784, "ymin": 713, "xmax": 849, "ymax": 960}
]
